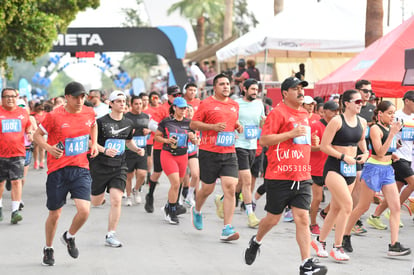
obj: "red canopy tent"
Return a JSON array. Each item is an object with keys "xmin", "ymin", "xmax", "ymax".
[{"xmin": 314, "ymin": 15, "xmax": 414, "ymax": 98}]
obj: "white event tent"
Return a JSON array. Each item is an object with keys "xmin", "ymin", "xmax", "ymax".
[{"xmin": 216, "ymin": 0, "xmax": 365, "ymax": 72}]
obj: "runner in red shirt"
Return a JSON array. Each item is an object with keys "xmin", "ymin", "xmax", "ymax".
[
  {"xmin": 0, "ymin": 88, "xmax": 32, "ymax": 224},
  {"xmin": 244, "ymin": 77, "xmax": 327, "ymax": 275},
  {"xmin": 183, "ymin": 82, "xmax": 201, "ymax": 113},
  {"xmin": 190, "ymin": 73, "xmax": 243, "ymax": 241},
  {"xmin": 34, "ymin": 82, "xmax": 98, "ymax": 266},
  {"xmin": 309, "ymin": 101, "xmax": 339, "ymax": 235}
]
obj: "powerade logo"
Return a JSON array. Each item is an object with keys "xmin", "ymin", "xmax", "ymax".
[{"xmin": 53, "ymin": 34, "xmax": 104, "ymax": 47}]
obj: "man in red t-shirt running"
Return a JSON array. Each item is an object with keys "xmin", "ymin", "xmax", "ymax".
[
  {"xmin": 243, "ymin": 77, "xmax": 327, "ymax": 275},
  {"xmin": 0, "ymin": 88, "xmax": 32, "ymax": 224},
  {"xmin": 34, "ymin": 82, "xmax": 98, "ymax": 266},
  {"xmin": 190, "ymin": 73, "xmax": 243, "ymax": 241}
]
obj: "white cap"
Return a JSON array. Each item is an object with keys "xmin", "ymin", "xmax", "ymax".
[
  {"xmin": 109, "ymin": 90, "xmax": 126, "ymax": 102},
  {"xmin": 303, "ymin": 95, "xmax": 316, "ymax": 105},
  {"xmin": 17, "ymin": 99, "xmax": 26, "ymax": 107}
]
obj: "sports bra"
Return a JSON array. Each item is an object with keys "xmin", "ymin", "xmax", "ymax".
[
  {"xmin": 331, "ymin": 114, "xmax": 363, "ymax": 147},
  {"xmin": 371, "ymin": 124, "xmax": 392, "ymax": 156}
]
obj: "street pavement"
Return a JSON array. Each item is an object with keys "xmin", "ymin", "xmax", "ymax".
[{"xmin": 1, "ymin": 167, "xmax": 414, "ymax": 275}]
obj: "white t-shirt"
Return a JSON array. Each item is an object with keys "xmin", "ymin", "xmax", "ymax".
[
  {"xmin": 94, "ymin": 102, "xmax": 110, "ymax": 119},
  {"xmin": 394, "ymin": 109, "xmax": 414, "ymax": 161}
]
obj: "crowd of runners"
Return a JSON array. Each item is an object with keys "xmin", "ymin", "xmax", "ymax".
[{"xmin": 1, "ymin": 74, "xmax": 414, "ymax": 274}]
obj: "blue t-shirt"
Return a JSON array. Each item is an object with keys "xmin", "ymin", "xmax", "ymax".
[{"xmin": 235, "ymin": 98, "xmax": 265, "ymax": 150}]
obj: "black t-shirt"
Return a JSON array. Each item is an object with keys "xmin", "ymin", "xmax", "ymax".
[
  {"xmin": 158, "ymin": 116, "xmax": 192, "ymax": 155},
  {"xmin": 359, "ymin": 103, "xmax": 375, "ymax": 123},
  {"xmin": 124, "ymin": 112, "xmax": 149, "ymax": 137},
  {"xmin": 96, "ymin": 114, "xmax": 134, "ymax": 164}
]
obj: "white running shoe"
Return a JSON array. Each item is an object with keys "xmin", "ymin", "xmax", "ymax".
[
  {"xmin": 132, "ymin": 189, "xmax": 142, "ymax": 204},
  {"xmin": 330, "ymin": 246, "xmax": 350, "ymax": 261},
  {"xmin": 125, "ymin": 197, "xmax": 132, "ymax": 207},
  {"xmin": 311, "ymin": 237, "xmax": 328, "ymax": 258}
]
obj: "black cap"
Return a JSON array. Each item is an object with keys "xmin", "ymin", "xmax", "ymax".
[
  {"xmin": 238, "ymin": 59, "xmax": 246, "ymax": 67},
  {"xmin": 167, "ymin": 85, "xmax": 181, "ymax": 95},
  {"xmin": 403, "ymin": 90, "xmax": 414, "ymax": 101},
  {"xmin": 281, "ymin": 77, "xmax": 308, "ymax": 92},
  {"xmin": 323, "ymin": 100, "xmax": 339, "ymax": 111},
  {"xmin": 65, "ymin": 82, "xmax": 87, "ymax": 96},
  {"xmin": 243, "ymin": 79, "xmax": 258, "ymax": 90}
]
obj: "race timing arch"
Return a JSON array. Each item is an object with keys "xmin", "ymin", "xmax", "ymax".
[{"xmin": 32, "ymin": 27, "xmax": 188, "ymax": 90}]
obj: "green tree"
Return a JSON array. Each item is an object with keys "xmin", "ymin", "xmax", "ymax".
[
  {"xmin": 0, "ymin": 0, "xmax": 99, "ymax": 78},
  {"xmin": 168, "ymin": 0, "xmax": 224, "ymax": 48}
]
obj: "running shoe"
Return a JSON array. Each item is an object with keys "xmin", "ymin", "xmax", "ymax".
[
  {"xmin": 125, "ymin": 197, "xmax": 132, "ymax": 207},
  {"xmin": 163, "ymin": 205, "xmax": 179, "ymax": 225},
  {"xmin": 240, "ymin": 202, "xmax": 246, "ymax": 212},
  {"xmin": 319, "ymin": 209, "xmax": 327, "ymax": 220},
  {"xmin": 34, "ymin": 161, "xmax": 39, "ymax": 170},
  {"xmin": 10, "ymin": 210, "xmax": 22, "ymax": 224},
  {"xmin": 60, "ymin": 231, "xmax": 79, "ymax": 258},
  {"xmin": 283, "ymin": 208, "xmax": 294, "ymax": 222},
  {"xmin": 42, "ymin": 247, "xmax": 55, "ymax": 266},
  {"xmin": 105, "ymin": 234, "xmax": 122, "ymax": 248},
  {"xmin": 176, "ymin": 204, "xmax": 187, "ymax": 215},
  {"xmin": 311, "ymin": 237, "xmax": 328, "ymax": 258},
  {"xmin": 310, "ymin": 224, "xmax": 320, "ymax": 235},
  {"xmin": 300, "ymin": 258, "xmax": 328, "ymax": 275},
  {"xmin": 132, "ymin": 188, "xmax": 141, "ymax": 204},
  {"xmin": 0, "ymin": 207, "xmax": 3, "ymax": 222},
  {"xmin": 214, "ymin": 195, "xmax": 224, "ymax": 219},
  {"xmin": 39, "ymin": 162, "xmax": 44, "ymax": 169},
  {"xmin": 366, "ymin": 215, "xmax": 387, "ymax": 230},
  {"xmin": 388, "ymin": 242, "xmax": 411, "ymax": 256},
  {"xmin": 384, "ymin": 209, "xmax": 404, "ymax": 228},
  {"xmin": 184, "ymin": 197, "xmax": 195, "ymax": 208},
  {"xmin": 330, "ymin": 246, "xmax": 350, "ymax": 261},
  {"xmin": 19, "ymin": 201, "xmax": 24, "ymax": 211},
  {"xmin": 244, "ymin": 235, "xmax": 261, "ymax": 265},
  {"xmin": 342, "ymin": 235, "xmax": 353, "ymax": 253},
  {"xmin": 220, "ymin": 224, "xmax": 239, "ymax": 241},
  {"xmin": 144, "ymin": 194, "xmax": 154, "ymax": 213},
  {"xmin": 353, "ymin": 219, "xmax": 367, "ymax": 234},
  {"xmin": 191, "ymin": 206, "xmax": 203, "ymax": 230},
  {"xmin": 247, "ymin": 212, "xmax": 260, "ymax": 228}
]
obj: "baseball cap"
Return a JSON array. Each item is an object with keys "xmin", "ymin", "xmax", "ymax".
[
  {"xmin": 238, "ymin": 59, "xmax": 246, "ymax": 67},
  {"xmin": 281, "ymin": 77, "xmax": 309, "ymax": 91},
  {"xmin": 17, "ymin": 99, "xmax": 26, "ymax": 107},
  {"xmin": 109, "ymin": 90, "xmax": 126, "ymax": 102},
  {"xmin": 403, "ymin": 90, "xmax": 414, "ymax": 101},
  {"xmin": 64, "ymin": 81, "xmax": 87, "ymax": 96},
  {"xmin": 173, "ymin": 97, "xmax": 188, "ymax": 108},
  {"xmin": 167, "ymin": 85, "xmax": 181, "ymax": 95},
  {"xmin": 303, "ymin": 95, "xmax": 315, "ymax": 105},
  {"xmin": 323, "ymin": 101, "xmax": 340, "ymax": 111}
]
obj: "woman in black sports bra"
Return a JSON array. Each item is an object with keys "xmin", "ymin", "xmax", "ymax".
[
  {"xmin": 342, "ymin": 100, "xmax": 410, "ymax": 256},
  {"xmin": 311, "ymin": 89, "xmax": 368, "ymax": 262}
]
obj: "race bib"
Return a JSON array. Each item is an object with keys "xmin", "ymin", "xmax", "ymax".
[
  {"xmin": 388, "ymin": 136, "xmax": 397, "ymax": 152},
  {"xmin": 65, "ymin": 135, "xmax": 89, "ymax": 156},
  {"xmin": 105, "ymin": 138, "xmax": 125, "ymax": 155},
  {"xmin": 340, "ymin": 161, "xmax": 356, "ymax": 177},
  {"xmin": 244, "ymin": 125, "xmax": 259, "ymax": 139},
  {"xmin": 216, "ymin": 132, "xmax": 235, "ymax": 146},
  {"xmin": 401, "ymin": 127, "xmax": 414, "ymax": 141},
  {"xmin": 1, "ymin": 119, "xmax": 22, "ymax": 133},
  {"xmin": 293, "ymin": 125, "xmax": 311, "ymax": 145},
  {"xmin": 187, "ymin": 141, "xmax": 197, "ymax": 154},
  {"xmin": 133, "ymin": 136, "xmax": 147, "ymax": 148},
  {"xmin": 169, "ymin": 133, "xmax": 187, "ymax": 147}
]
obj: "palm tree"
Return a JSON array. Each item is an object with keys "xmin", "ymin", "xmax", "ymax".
[
  {"xmin": 168, "ymin": 0, "xmax": 224, "ymax": 48},
  {"xmin": 223, "ymin": 0, "xmax": 233, "ymax": 40},
  {"xmin": 365, "ymin": 0, "xmax": 383, "ymax": 46},
  {"xmin": 274, "ymin": 0, "xmax": 284, "ymax": 16}
]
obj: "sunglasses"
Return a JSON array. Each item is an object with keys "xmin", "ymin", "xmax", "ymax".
[
  {"xmin": 151, "ymin": 96, "xmax": 159, "ymax": 100},
  {"xmin": 2, "ymin": 95, "xmax": 18, "ymax": 99},
  {"xmin": 360, "ymin": 89, "xmax": 372, "ymax": 94},
  {"xmin": 172, "ymin": 93, "xmax": 182, "ymax": 98},
  {"xmin": 349, "ymin": 99, "xmax": 363, "ymax": 105}
]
